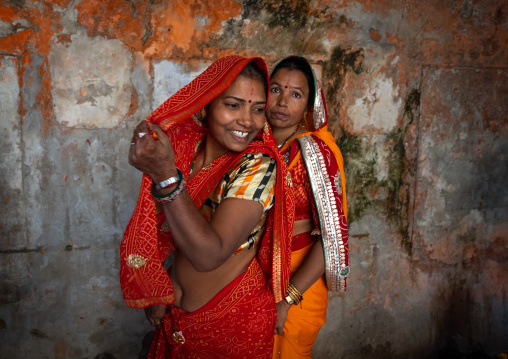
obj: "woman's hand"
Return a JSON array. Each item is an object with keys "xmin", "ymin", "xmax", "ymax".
[
  {"xmin": 128, "ymin": 122, "xmax": 177, "ymax": 183},
  {"xmin": 144, "ymin": 304, "xmax": 167, "ymax": 329},
  {"xmin": 275, "ymin": 300, "xmax": 292, "ymax": 335}
]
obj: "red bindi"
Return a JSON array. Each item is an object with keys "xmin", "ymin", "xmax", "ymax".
[
  {"xmin": 248, "ymin": 100, "xmax": 252, "ymax": 103},
  {"xmin": 285, "ymin": 85, "xmax": 288, "ymax": 88}
]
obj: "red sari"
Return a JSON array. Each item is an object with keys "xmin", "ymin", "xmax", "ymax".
[{"xmin": 119, "ymin": 56, "xmax": 294, "ymax": 358}]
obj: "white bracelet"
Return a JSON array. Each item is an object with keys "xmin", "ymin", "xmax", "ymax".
[{"xmin": 155, "ymin": 175, "xmax": 179, "ymax": 191}]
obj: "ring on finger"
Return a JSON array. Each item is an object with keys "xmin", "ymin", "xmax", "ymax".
[{"xmin": 138, "ymin": 132, "xmax": 147, "ymax": 138}]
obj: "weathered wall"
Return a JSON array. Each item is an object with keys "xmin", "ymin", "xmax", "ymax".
[{"xmin": 1, "ymin": 0, "xmax": 507, "ymax": 358}]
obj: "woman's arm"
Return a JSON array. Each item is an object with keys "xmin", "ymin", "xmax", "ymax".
[
  {"xmin": 129, "ymin": 122, "xmax": 264, "ymax": 272},
  {"xmin": 161, "ymin": 192, "xmax": 263, "ymax": 271},
  {"xmin": 275, "ymin": 239, "xmax": 324, "ymax": 335}
]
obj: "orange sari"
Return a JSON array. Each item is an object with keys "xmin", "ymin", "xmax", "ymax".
[{"xmin": 119, "ymin": 56, "xmax": 294, "ymax": 357}]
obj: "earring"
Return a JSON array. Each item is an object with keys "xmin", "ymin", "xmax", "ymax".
[
  {"xmin": 303, "ymin": 110, "xmax": 308, "ymax": 119},
  {"xmin": 200, "ymin": 108, "xmax": 206, "ymax": 119}
]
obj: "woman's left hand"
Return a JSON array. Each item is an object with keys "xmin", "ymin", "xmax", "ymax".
[
  {"xmin": 144, "ymin": 304, "xmax": 167, "ymax": 329},
  {"xmin": 129, "ymin": 122, "xmax": 177, "ymax": 183}
]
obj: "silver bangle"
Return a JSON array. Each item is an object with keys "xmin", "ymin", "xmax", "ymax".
[{"xmin": 155, "ymin": 175, "xmax": 179, "ymax": 191}]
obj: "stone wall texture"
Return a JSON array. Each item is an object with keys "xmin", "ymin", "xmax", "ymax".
[{"xmin": 1, "ymin": 0, "xmax": 507, "ymax": 358}]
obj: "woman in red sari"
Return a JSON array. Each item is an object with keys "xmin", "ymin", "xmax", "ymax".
[
  {"xmin": 267, "ymin": 56, "xmax": 350, "ymax": 358},
  {"xmin": 120, "ymin": 56, "xmax": 293, "ymax": 358}
]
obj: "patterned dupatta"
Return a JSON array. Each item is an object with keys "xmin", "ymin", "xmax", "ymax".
[
  {"xmin": 277, "ymin": 56, "xmax": 350, "ymax": 292},
  {"xmin": 120, "ymin": 56, "xmax": 294, "ymax": 308}
]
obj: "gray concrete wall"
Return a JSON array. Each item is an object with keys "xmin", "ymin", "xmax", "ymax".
[{"xmin": 0, "ymin": 1, "xmax": 507, "ymax": 358}]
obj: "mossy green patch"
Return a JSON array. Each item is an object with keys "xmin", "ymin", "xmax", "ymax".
[
  {"xmin": 323, "ymin": 46, "xmax": 365, "ymax": 114},
  {"xmin": 327, "ymin": 46, "xmax": 365, "ymax": 75},
  {"xmin": 384, "ymin": 129, "xmax": 412, "ymax": 255},
  {"xmin": 337, "ymin": 86, "xmax": 419, "ymax": 256},
  {"xmin": 403, "ymin": 89, "xmax": 420, "ymax": 124},
  {"xmin": 243, "ymin": 0, "xmax": 312, "ymax": 28},
  {"xmin": 338, "ymin": 131, "xmax": 377, "ymax": 224}
]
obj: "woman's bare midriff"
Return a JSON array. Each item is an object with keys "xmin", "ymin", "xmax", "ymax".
[
  {"xmin": 293, "ymin": 218, "xmax": 313, "ymax": 236},
  {"xmin": 169, "ymin": 218, "xmax": 312, "ymax": 312},
  {"xmin": 170, "ymin": 246, "xmax": 258, "ymax": 312}
]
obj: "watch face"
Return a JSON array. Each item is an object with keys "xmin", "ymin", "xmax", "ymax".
[{"xmin": 285, "ymin": 295, "xmax": 294, "ymax": 305}]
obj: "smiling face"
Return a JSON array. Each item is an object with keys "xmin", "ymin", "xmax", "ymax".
[
  {"xmin": 205, "ymin": 74, "xmax": 266, "ymax": 157},
  {"xmin": 267, "ymin": 68, "xmax": 310, "ymax": 131}
]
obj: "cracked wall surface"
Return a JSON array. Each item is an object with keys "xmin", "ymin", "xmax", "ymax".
[{"xmin": 0, "ymin": 0, "xmax": 507, "ymax": 358}]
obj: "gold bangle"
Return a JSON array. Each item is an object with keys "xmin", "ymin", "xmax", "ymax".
[
  {"xmin": 288, "ymin": 283, "xmax": 303, "ymax": 300},
  {"xmin": 285, "ymin": 282, "xmax": 303, "ymax": 305}
]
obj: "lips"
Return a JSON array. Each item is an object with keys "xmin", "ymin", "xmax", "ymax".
[{"xmin": 270, "ymin": 111, "xmax": 289, "ymax": 119}]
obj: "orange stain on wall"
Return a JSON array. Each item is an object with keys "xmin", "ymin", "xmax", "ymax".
[
  {"xmin": 370, "ymin": 29, "xmax": 381, "ymax": 42},
  {"xmin": 0, "ymin": 2, "xmax": 66, "ymax": 134},
  {"xmin": 144, "ymin": 0, "xmax": 242, "ymax": 60},
  {"xmin": 76, "ymin": 0, "xmax": 147, "ymax": 50},
  {"xmin": 0, "ymin": 30, "xmax": 33, "ymax": 54},
  {"xmin": 76, "ymin": 0, "xmax": 242, "ymax": 60},
  {"xmin": 1, "ymin": 0, "xmax": 244, "ymax": 137}
]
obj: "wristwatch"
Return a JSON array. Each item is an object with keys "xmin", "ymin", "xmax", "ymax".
[{"xmin": 155, "ymin": 175, "xmax": 179, "ymax": 191}]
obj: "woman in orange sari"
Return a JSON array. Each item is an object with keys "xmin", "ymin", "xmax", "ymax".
[
  {"xmin": 267, "ymin": 56, "xmax": 350, "ymax": 358},
  {"xmin": 120, "ymin": 56, "xmax": 293, "ymax": 358}
]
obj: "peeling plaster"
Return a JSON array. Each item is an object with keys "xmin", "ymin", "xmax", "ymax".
[
  {"xmin": 49, "ymin": 31, "xmax": 132, "ymax": 128},
  {"xmin": 348, "ymin": 75, "xmax": 401, "ymax": 132},
  {"xmin": 0, "ymin": 20, "xmax": 14, "ymax": 37}
]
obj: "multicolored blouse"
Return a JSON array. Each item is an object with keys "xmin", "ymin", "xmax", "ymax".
[{"xmin": 198, "ymin": 152, "xmax": 277, "ymax": 254}]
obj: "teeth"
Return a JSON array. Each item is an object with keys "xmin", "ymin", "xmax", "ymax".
[{"xmin": 230, "ymin": 130, "xmax": 248, "ymax": 138}]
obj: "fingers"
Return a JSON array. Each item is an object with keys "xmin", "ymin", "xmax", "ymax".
[
  {"xmin": 152, "ymin": 318, "xmax": 163, "ymax": 329},
  {"xmin": 147, "ymin": 317, "xmax": 163, "ymax": 328},
  {"xmin": 147, "ymin": 123, "xmax": 170, "ymax": 145},
  {"xmin": 130, "ymin": 122, "xmax": 168, "ymax": 149},
  {"xmin": 132, "ymin": 121, "xmax": 151, "ymax": 141},
  {"xmin": 129, "ymin": 122, "xmax": 154, "ymax": 157},
  {"xmin": 144, "ymin": 304, "xmax": 167, "ymax": 329},
  {"xmin": 129, "ymin": 121, "xmax": 147, "ymax": 150},
  {"xmin": 128, "ymin": 121, "xmax": 176, "ymax": 179},
  {"xmin": 146, "ymin": 313, "xmax": 164, "ymax": 329},
  {"xmin": 147, "ymin": 122, "xmax": 164, "ymax": 135},
  {"xmin": 135, "ymin": 121, "xmax": 149, "ymax": 134}
]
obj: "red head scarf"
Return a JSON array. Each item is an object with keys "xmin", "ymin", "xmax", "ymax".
[{"xmin": 120, "ymin": 56, "xmax": 294, "ymax": 308}]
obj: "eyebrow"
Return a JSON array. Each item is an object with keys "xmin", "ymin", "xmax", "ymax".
[
  {"xmin": 225, "ymin": 96, "xmax": 266, "ymax": 105},
  {"xmin": 270, "ymin": 81, "xmax": 305, "ymax": 92}
]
